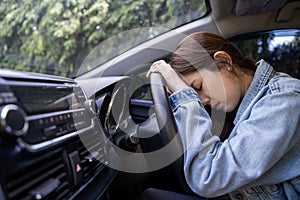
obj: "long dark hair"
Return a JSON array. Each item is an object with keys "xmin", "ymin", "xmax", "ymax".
[{"xmin": 170, "ymin": 32, "xmax": 256, "ymax": 74}]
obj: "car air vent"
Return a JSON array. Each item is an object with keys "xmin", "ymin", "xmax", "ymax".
[
  {"xmin": 77, "ymin": 131, "xmax": 108, "ymax": 182},
  {"xmin": 4, "ymin": 155, "xmax": 71, "ymax": 200}
]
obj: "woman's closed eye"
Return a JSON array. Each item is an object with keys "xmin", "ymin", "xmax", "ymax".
[{"xmin": 193, "ymin": 83, "xmax": 202, "ymax": 91}]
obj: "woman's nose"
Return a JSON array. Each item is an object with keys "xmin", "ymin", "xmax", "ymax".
[{"xmin": 199, "ymin": 95, "xmax": 210, "ymax": 106}]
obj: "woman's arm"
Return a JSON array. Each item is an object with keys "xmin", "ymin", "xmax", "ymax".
[{"xmin": 170, "ymin": 88, "xmax": 300, "ymax": 197}]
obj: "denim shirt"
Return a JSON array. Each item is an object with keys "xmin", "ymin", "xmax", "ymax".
[{"xmin": 169, "ymin": 60, "xmax": 300, "ymax": 199}]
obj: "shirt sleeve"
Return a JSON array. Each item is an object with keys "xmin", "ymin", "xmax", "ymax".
[{"xmin": 169, "ymin": 88, "xmax": 300, "ymax": 197}]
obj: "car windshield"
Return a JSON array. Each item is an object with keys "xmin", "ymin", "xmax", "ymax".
[{"xmin": 0, "ymin": 0, "xmax": 208, "ymax": 78}]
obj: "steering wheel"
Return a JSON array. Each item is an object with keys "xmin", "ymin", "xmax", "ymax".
[{"xmin": 150, "ymin": 73, "xmax": 194, "ymax": 194}]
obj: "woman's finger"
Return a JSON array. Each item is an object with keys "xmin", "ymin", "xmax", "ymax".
[{"xmin": 146, "ymin": 60, "xmax": 165, "ymax": 77}]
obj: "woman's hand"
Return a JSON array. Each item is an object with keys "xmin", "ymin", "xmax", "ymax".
[{"xmin": 146, "ymin": 60, "xmax": 190, "ymax": 93}]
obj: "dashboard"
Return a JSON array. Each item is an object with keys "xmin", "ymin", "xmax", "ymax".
[{"xmin": 0, "ymin": 69, "xmax": 138, "ymax": 200}]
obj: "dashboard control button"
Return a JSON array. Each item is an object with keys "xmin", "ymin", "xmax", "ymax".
[
  {"xmin": 68, "ymin": 151, "xmax": 83, "ymax": 186},
  {"xmin": 0, "ymin": 104, "xmax": 28, "ymax": 137}
]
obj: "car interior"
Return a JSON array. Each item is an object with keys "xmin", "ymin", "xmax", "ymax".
[{"xmin": 0, "ymin": 0, "xmax": 299, "ymax": 199}]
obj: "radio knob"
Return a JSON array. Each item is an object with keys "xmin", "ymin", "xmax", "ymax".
[{"xmin": 0, "ymin": 104, "xmax": 28, "ymax": 137}]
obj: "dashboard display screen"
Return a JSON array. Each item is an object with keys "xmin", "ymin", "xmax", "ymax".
[{"xmin": 10, "ymin": 85, "xmax": 80, "ymax": 115}]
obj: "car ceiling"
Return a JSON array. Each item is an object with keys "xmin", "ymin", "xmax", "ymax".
[{"xmin": 211, "ymin": 0, "xmax": 300, "ymax": 38}]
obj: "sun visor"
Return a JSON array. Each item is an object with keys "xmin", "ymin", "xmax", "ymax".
[{"xmin": 233, "ymin": 0, "xmax": 288, "ymax": 15}]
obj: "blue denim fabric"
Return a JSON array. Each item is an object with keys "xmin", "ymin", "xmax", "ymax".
[{"xmin": 169, "ymin": 60, "xmax": 300, "ymax": 199}]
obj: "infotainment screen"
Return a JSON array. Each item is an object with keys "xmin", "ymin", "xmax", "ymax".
[{"xmin": 10, "ymin": 84, "xmax": 80, "ymax": 115}]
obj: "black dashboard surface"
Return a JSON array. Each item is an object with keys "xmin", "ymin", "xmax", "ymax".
[{"xmin": 0, "ymin": 69, "xmax": 118, "ymax": 200}]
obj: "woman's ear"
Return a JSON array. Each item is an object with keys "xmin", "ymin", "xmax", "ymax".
[{"xmin": 213, "ymin": 51, "xmax": 233, "ymax": 67}]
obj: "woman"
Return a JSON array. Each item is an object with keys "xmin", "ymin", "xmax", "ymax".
[{"xmin": 142, "ymin": 32, "xmax": 300, "ymax": 199}]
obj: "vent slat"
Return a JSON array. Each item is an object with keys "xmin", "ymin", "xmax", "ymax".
[
  {"xmin": 5, "ymin": 155, "xmax": 71, "ymax": 200},
  {"xmin": 77, "ymin": 139, "xmax": 107, "ymax": 182},
  {"xmin": 7, "ymin": 164, "xmax": 64, "ymax": 199},
  {"xmin": 81, "ymin": 139, "xmax": 102, "ymax": 152},
  {"xmin": 54, "ymin": 181, "xmax": 71, "ymax": 199},
  {"xmin": 84, "ymin": 162, "xmax": 105, "ymax": 180},
  {"xmin": 6, "ymin": 157, "xmax": 62, "ymax": 189}
]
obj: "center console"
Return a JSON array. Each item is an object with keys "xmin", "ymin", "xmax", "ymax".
[{"xmin": 0, "ymin": 70, "xmax": 113, "ymax": 200}]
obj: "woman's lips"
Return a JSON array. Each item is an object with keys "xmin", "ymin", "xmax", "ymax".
[{"xmin": 214, "ymin": 102, "xmax": 223, "ymax": 110}]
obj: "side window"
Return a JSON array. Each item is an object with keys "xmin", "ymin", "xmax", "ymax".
[{"xmin": 231, "ymin": 30, "xmax": 300, "ymax": 79}]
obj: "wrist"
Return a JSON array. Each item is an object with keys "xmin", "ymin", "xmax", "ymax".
[{"xmin": 169, "ymin": 76, "xmax": 189, "ymax": 92}]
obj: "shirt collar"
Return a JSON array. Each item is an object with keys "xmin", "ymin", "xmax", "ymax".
[{"xmin": 234, "ymin": 59, "xmax": 276, "ymax": 125}]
